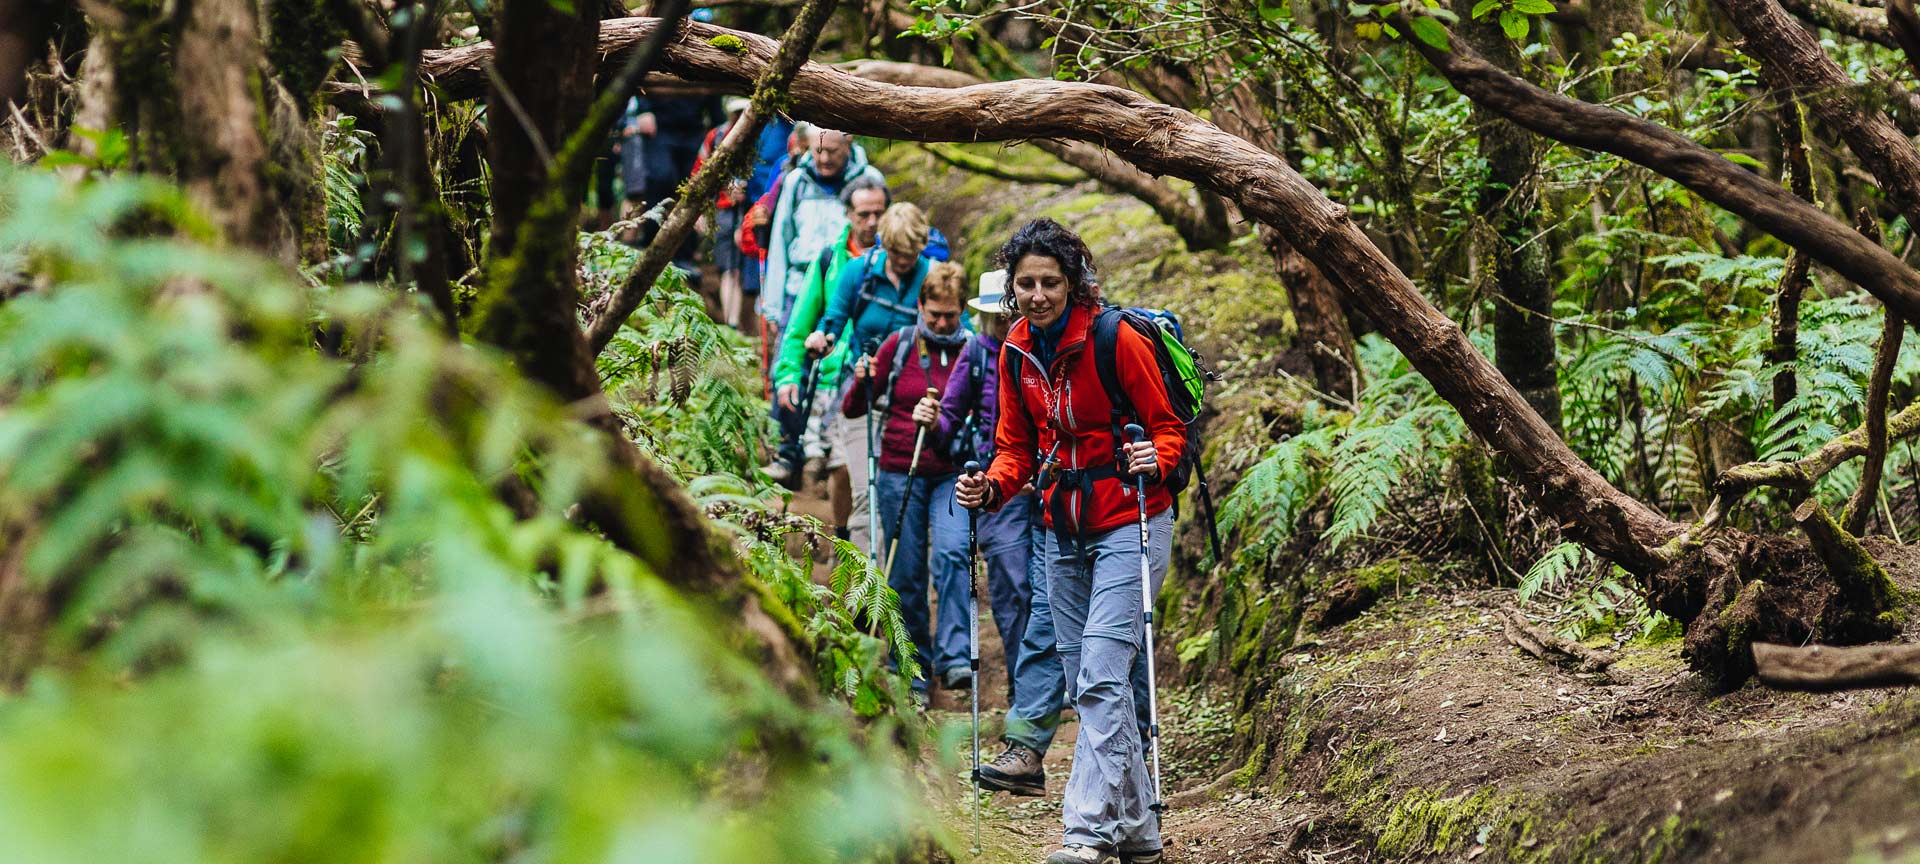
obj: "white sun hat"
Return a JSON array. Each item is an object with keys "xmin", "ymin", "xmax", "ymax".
[{"xmin": 969, "ymin": 269, "xmax": 1009, "ymax": 314}]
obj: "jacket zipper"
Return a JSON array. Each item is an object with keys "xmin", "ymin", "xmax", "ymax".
[{"xmin": 1011, "ymin": 337, "xmax": 1090, "ymax": 533}]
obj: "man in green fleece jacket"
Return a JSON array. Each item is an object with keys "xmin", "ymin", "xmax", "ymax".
[{"xmin": 769, "ymin": 176, "xmax": 889, "ymax": 538}]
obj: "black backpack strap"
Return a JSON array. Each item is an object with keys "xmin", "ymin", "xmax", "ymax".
[
  {"xmin": 1091, "ymin": 305, "xmax": 1137, "ymax": 460},
  {"xmin": 837, "ymin": 249, "xmax": 883, "ymax": 350},
  {"xmin": 1193, "ymin": 455, "xmax": 1223, "ymax": 561},
  {"xmin": 964, "ymin": 335, "xmax": 989, "ymax": 409},
  {"xmin": 879, "ymin": 324, "xmax": 916, "ymax": 411}
]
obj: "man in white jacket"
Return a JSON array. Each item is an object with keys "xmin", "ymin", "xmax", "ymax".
[{"xmin": 760, "ymin": 127, "xmax": 886, "ymax": 332}]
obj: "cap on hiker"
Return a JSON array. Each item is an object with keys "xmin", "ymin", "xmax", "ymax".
[
  {"xmin": 970, "ymin": 269, "xmax": 1009, "ymax": 314},
  {"xmin": 724, "ymin": 96, "xmax": 751, "ymax": 116}
]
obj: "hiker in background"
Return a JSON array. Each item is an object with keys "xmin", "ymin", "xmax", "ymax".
[
  {"xmin": 811, "ymin": 202, "xmax": 933, "ymax": 362},
  {"xmin": 694, "ymin": 96, "xmax": 754, "ymax": 331},
  {"xmin": 810, "ymin": 203, "xmax": 934, "ymax": 599},
  {"xmin": 628, "ymin": 88, "xmax": 726, "ymax": 272},
  {"xmin": 769, "ymin": 176, "xmax": 889, "ymax": 521},
  {"xmin": 743, "ymin": 125, "xmax": 812, "ymax": 396},
  {"xmin": 762, "ymin": 127, "xmax": 885, "ymax": 334},
  {"xmin": 843, "ymin": 262, "xmax": 973, "ymax": 698},
  {"xmin": 737, "ymin": 115, "xmax": 797, "ymax": 312},
  {"xmin": 956, "ymin": 219, "xmax": 1184, "ymax": 864}
]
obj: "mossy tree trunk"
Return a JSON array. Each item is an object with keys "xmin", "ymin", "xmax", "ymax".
[
  {"xmin": 1459, "ymin": 0, "xmax": 1562, "ymax": 433},
  {"xmin": 75, "ymin": 0, "xmax": 313, "ymax": 262}
]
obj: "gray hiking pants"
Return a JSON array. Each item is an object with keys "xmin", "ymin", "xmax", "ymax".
[{"xmin": 1046, "ymin": 508, "xmax": 1173, "ymax": 855}]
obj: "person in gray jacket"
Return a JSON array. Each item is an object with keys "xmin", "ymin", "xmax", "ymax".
[{"xmin": 759, "ymin": 127, "xmax": 885, "ymax": 333}]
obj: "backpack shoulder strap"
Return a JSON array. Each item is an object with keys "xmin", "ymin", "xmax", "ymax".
[
  {"xmin": 882, "ymin": 324, "xmax": 917, "ymax": 405},
  {"xmin": 840, "ymin": 249, "xmax": 883, "ymax": 331},
  {"xmin": 968, "ymin": 336, "xmax": 989, "ymax": 398},
  {"xmin": 1091, "ymin": 304, "xmax": 1135, "ymax": 423}
]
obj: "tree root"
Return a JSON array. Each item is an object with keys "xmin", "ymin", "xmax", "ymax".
[
  {"xmin": 1495, "ymin": 606, "xmax": 1619, "ymax": 679},
  {"xmin": 1669, "ymin": 531, "xmax": 1900, "ymax": 690}
]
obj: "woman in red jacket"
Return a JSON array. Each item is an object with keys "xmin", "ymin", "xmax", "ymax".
[{"xmin": 956, "ymin": 219, "xmax": 1183, "ymax": 864}]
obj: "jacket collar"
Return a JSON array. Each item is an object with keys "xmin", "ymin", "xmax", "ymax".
[{"xmin": 1008, "ymin": 303, "xmax": 1094, "ymax": 356}]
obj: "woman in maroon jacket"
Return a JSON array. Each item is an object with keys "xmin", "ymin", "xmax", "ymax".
[
  {"xmin": 956, "ymin": 220, "xmax": 1183, "ymax": 864},
  {"xmin": 844, "ymin": 262, "xmax": 972, "ymax": 697}
]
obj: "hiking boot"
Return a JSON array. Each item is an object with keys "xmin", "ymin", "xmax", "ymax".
[
  {"xmin": 1118, "ymin": 849, "xmax": 1163, "ymax": 864},
  {"xmin": 977, "ymin": 742, "xmax": 1046, "ymax": 796},
  {"xmin": 1044, "ymin": 845, "xmax": 1113, "ymax": 864},
  {"xmin": 941, "ymin": 665, "xmax": 974, "ymax": 691}
]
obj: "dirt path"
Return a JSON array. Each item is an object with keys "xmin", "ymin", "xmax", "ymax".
[{"xmin": 930, "ymin": 577, "xmax": 1920, "ymax": 864}]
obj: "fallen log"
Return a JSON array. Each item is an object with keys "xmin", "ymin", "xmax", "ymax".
[{"xmin": 1753, "ymin": 642, "xmax": 1920, "ymax": 690}]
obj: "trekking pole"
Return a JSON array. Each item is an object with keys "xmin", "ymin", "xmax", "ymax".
[
  {"xmin": 864, "ymin": 344, "xmax": 883, "ymax": 576},
  {"xmin": 1123, "ymin": 423, "xmax": 1166, "ymax": 817},
  {"xmin": 883, "ymin": 386, "xmax": 940, "ymax": 576},
  {"xmin": 963, "ymin": 460, "xmax": 983, "ymax": 855}
]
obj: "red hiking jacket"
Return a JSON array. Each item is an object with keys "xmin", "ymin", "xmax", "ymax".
[
  {"xmin": 985, "ymin": 303, "xmax": 1184, "ymax": 536},
  {"xmin": 843, "ymin": 328, "xmax": 962, "ymax": 476}
]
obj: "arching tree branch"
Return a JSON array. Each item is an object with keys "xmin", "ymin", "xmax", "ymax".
[
  {"xmin": 1711, "ymin": 0, "xmax": 1920, "ymax": 230},
  {"xmin": 517, "ymin": 17, "xmax": 1677, "ymax": 572},
  {"xmin": 838, "ymin": 59, "xmax": 1234, "ymax": 250},
  {"xmin": 1397, "ymin": 14, "xmax": 1920, "ymax": 326}
]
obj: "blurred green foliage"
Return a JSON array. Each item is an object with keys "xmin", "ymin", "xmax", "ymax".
[{"xmin": 0, "ymin": 169, "xmax": 925, "ymax": 862}]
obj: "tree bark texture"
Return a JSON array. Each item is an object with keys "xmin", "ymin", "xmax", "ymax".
[
  {"xmin": 1768, "ymin": 95, "xmax": 1815, "ymax": 413},
  {"xmin": 1775, "ymin": 0, "xmax": 1897, "ymax": 45},
  {"xmin": 1264, "ymin": 228, "xmax": 1358, "ymax": 403},
  {"xmin": 1754, "ymin": 641, "xmax": 1920, "ymax": 691},
  {"xmin": 80, "ymin": 0, "xmax": 306, "ymax": 259},
  {"xmin": 473, "ymin": 0, "xmax": 716, "ymax": 586},
  {"xmin": 1207, "ymin": 75, "xmax": 1360, "ymax": 403}
]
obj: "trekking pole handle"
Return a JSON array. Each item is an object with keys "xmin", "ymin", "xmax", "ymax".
[
  {"xmin": 1124, "ymin": 422, "xmax": 1145, "ymax": 443},
  {"xmin": 964, "ymin": 460, "xmax": 981, "ymax": 475}
]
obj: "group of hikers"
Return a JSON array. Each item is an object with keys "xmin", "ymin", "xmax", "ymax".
[{"xmin": 711, "ymin": 118, "xmax": 1195, "ymax": 864}]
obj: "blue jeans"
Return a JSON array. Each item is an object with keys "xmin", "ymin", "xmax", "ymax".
[
  {"xmin": 977, "ymin": 491, "xmax": 1035, "ymax": 699},
  {"xmin": 1049, "ymin": 509, "xmax": 1173, "ymax": 855},
  {"xmin": 876, "ymin": 471, "xmax": 967, "ymax": 690},
  {"xmin": 1003, "ymin": 493, "xmax": 1064, "ymax": 752}
]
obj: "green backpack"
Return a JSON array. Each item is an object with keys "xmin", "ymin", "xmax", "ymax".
[{"xmin": 1089, "ymin": 305, "xmax": 1220, "ymax": 560}]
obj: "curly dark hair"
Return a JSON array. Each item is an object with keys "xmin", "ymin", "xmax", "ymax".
[{"xmin": 995, "ymin": 218, "xmax": 1102, "ymax": 313}]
